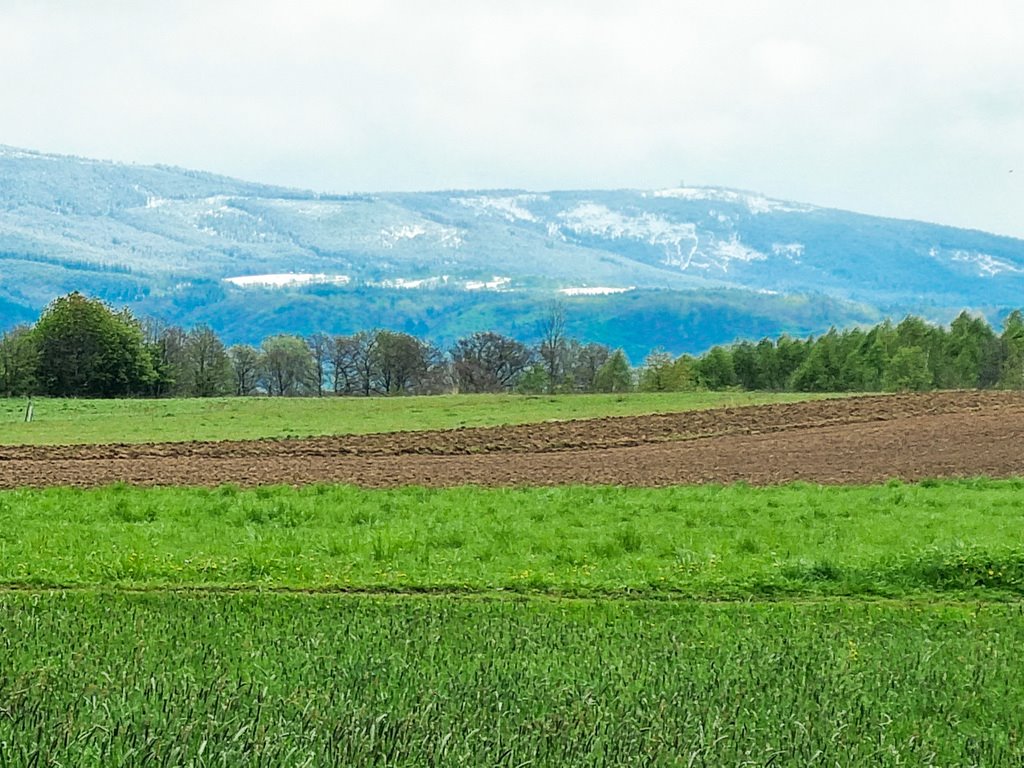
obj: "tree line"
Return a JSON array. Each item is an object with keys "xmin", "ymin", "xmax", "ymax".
[
  {"xmin": 2, "ymin": 292, "xmax": 1024, "ymax": 398},
  {"xmin": 638, "ymin": 311, "xmax": 1024, "ymax": 393},
  {"xmin": 0, "ymin": 293, "xmax": 630, "ymax": 398}
]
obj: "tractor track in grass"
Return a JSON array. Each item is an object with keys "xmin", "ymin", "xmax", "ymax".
[
  {"xmin": 2, "ymin": 391, "xmax": 1024, "ymax": 488},
  {"xmin": 0, "ymin": 582, "xmax": 1017, "ymax": 607}
]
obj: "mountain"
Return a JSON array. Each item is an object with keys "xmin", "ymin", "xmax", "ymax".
[{"xmin": 2, "ymin": 144, "xmax": 1023, "ymax": 360}]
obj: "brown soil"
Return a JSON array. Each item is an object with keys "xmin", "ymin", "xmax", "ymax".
[{"xmin": 3, "ymin": 391, "xmax": 1024, "ymax": 488}]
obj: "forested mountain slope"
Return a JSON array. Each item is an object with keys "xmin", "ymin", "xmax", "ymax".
[{"xmin": 3, "ymin": 145, "xmax": 1022, "ymax": 358}]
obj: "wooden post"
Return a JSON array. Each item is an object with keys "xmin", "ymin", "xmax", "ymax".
[{"xmin": 24, "ymin": 397, "xmax": 33, "ymax": 423}]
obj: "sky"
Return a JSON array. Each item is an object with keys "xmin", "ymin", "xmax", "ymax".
[{"xmin": 2, "ymin": 0, "xmax": 1022, "ymax": 237}]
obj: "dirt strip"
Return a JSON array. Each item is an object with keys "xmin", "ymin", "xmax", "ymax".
[{"xmin": 2, "ymin": 392, "xmax": 1024, "ymax": 488}]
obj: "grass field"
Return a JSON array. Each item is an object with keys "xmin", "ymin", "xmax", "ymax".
[
  {"xmin": 3, "ymin": 592, "xmax": 1022, "ymax": 766},
  {"xmin": 0, "ymin": 390, "xmax": 833, "ymax": 444},
  {"xmin": 4, "ymin": 480, "xmax": 1024, "ymax": 764},
  {"xmin": 3, "ymin": 480, "xmax": 1023, "ymax": 598},
  {"xmin": 3, "ymin": 392, "xmax": 1021, "ymax": 765}
]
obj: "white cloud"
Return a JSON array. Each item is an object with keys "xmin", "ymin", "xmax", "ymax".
[{"xmin": 0, "ymin": 0, "xmax": 1022, "ymax": 237}]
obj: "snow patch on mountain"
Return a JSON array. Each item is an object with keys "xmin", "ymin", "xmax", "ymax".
[
  {"xmin": 453, "ymin": 195, "xmax": 546, "ymax": 222},
  {"xmin": 712, "ymin": 237, "xmax": 768, "ymax": 270},
  {"xmin": 546, "ymin": 222, "xmax": 567, "ymax": 242},
  {"xmin": 281, "ymin": 200, "xmax": 347, "ymax": 218},
  {"xmin": 558, "ymin": 286, "xmax": 634, "ymax": 296},
  {"xmin": 369, "ymin": 276, "xmax": 450, "ymax": 289},
  {"xmin": 224, "ymin": 273, "xmax": 351, "ymax": 288},
  {"xmin": 438, "ymin": 228, "xmax": 465, "ymax": 248},
  {"xmin": 193, "ymin": 197, "xmax": 266, "ymax": 239},
  {"xmin": 465, "ymin": 276, "xmax": 512, "ymax": 291},
  {"xmin": 379, "ymin": 223, "xmax": 464, "ymax": 249},
  {"xmin": 772, "ymin": 243, "xmax": 805, "ymax": 263},
  {"xmin": 362, "ymin": 275, "xmax": 513, "ymax": 291},
  {"xmin": 558, "ymin": 202, "xmax": 765, "ymax": 273},
  {"xmin": 557, "ymin": 203, "xmax": 699, "ymax": 261},
  {"xmin": 137, "ymin": 195, "xmax": 269, "ymax": 240},
  {"xmin": 379, "ymin": 224, "xmax": 426, "ymax": 247},
  {"xmin": 947, "ymin": 250, "xmax": 1024, "ymax": 277},
  {"xmin": 651, "ymin": 187, "xmax": 815, "ymax": 215}
]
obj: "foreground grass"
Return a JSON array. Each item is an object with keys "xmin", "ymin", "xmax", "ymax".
[
  {"xmin": 4, "ymin": 479, "xmax": 1024, "ymax": 598},
  {"xmin": 1, "ymin": 592, "xmax": 1022, "ymax": 766},
  {"xmin": 0, "ymin": 390, "xmax": 832, "ymax": 445},
  {"xmin": 5, "ymin": 481, "xmax": 1023, "ymax": 766}
]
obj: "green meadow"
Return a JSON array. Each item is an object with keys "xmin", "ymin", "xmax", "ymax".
[
  {"xmin": 2, "ymin": 479, "xmax": 1023, "ymax": 598},
  {"xmin": 0, "ymin": 390, "xmax": 833, "ymax": 444}
]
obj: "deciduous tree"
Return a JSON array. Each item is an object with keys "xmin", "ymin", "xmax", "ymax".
[
  {"xmin": 883, "ymin": 346, "xmax": 932, "ymax": 392},
  {"xmin": 0, "ymin": 325, "xmax": 38, "ymax": 396},
  {"xmin": 537, "ymin": 302, "xmax": 568, "ymax": 393},
  {"xmin": 451, "ymin": 331, "xmax": 533, "ymax": 393},
  {"xmin": 228, "ymin": 344, "xmax": 262, "ymax": 396},
  {"xmin": 695, "ymin": 345, "xmax": 736, "ymax": 390},
  {"xmin": 261, "ymin": 334, "xmax": 314, "ymax": 396},
  {"xmin": 307, "ymin": 332, "xmax": 331, "ymax": 397},
  {"xmin": 570, "ymin": 342, "xmax": 612, "ymax": 393},
  {"xmin": 31, "ymin": 292, "xmax": 155, "ymax": 397},
  {"xmin": 182, "ymin": 325, "xmax": 232, "ymax": 397},
  {"xmin": 594, "ymin": 349, "xmax": 633, "ymax": 393},
  {"xmin": 373, "ymin": 330, "xmax": 432, "ymax": 395}
]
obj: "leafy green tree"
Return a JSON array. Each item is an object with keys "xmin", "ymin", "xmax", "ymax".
[
  {"xmin": 261, "ymin": 334, "xmax": 314, "ymax": 396},
  {"xmin": 695, "ymin": 346, "xmax": 736, "ymax": 390},
  {"xmin": 182, "ymin": 325, "xmax": 232, "ymax": 397},
  {"xmin": 847, "ymin": 321, "xmax": 897, "ymax": 391},
  {"xmin": 943, "ymin": 311, "xmax": 998, "ymax": 389},
  {"xmin": 791, "ymin": 329, "xmax": 851, "ymax": 392},
  {"xmin": 141, "ymin": 320, "xmax": 187, "ymax": 397},
  {"xmin": 637, "ymin": 350, "xmax": 692, "ymax": 392},
  {"xmin": 0, "ymin": 325, "xmax": 38, "ymax": 396},
  {"xmin": 835, "ymin": 328, "xmax": 875, "ymax": 391},
  {"xmin": 775, "ymin": 335, "xmax": 809, "ymax": 388},
  {"xmin": 594, "ymin": 349, "xmax": 633, "ymax": 393},
  {"xmin": 731, "ymin": 341, "xmax": 762, "ymax": 390},
  {"xmin": 894, "ymin": 315, "xmax": 941, "ymax": 386},
  {"xmin": 516, "ymin": 364, "xmax": 550, "ymax": 395},
  {"xmin": 998, "ymin": 310, "xmax": 1024, "ymax": 389},
  {"xmin": 748, "ymin": 339, "xmax": 781, "ymax": 390},
  {"xmin": 883, "ymin": 346, "xmax": 932, "ymax": 392},
  {"xmin": 789, "ymin": 348, "xmax": 828, "ymax": 392},
  {"xmin": 31, "ymin": 292, "xmax": 155, "ymax": 397}
]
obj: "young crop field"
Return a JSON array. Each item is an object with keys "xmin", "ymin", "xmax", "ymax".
[
  {"xmin": 2, "ymin": 592, "xmax": 1023, "ymax": 766},
  {"xmin": 3, "ymin": 391, "xmax": 1024, "ymax": 765},
  {"xmin": 0, "ymin": 390, "xmax": 832, "ymax": 445}
]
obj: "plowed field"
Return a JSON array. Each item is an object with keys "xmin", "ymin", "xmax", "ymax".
[{"xmin": 3, "ymin": 391, "xmax": 1024, "ymax": 488}]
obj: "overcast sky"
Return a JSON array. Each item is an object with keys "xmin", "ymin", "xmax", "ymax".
[{"xmin": 2, "ymin": 1, "xmax": 1022, "ymax": 237}]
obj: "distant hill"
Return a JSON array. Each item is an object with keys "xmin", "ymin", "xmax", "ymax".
[{"xmin": 2, "ymin": 144, "xmax": 1022, "ymax": 359}]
